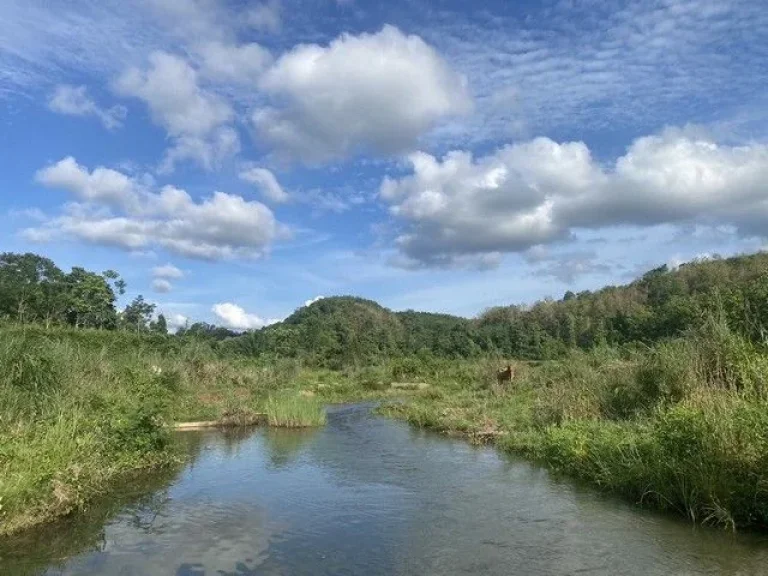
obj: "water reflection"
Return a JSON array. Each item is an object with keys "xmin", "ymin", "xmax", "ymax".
[
  {"xmin": 0, "ymin": 465, "xmax": 182, "ymax": 576},
  {"xmin": 263, "ymin": 427, "xmax": 318, "ymax": 469},
  {"xmin": 2, "ymin": 405, "xmax": 768, "ymax": 576}
]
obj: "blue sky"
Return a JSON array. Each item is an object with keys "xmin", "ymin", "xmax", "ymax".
[{"xmin": 1, "ymin": 0, "xmax": 767, "ymax": 330}]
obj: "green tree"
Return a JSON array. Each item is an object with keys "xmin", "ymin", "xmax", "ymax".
[
  {"xmin": 103, "ymin": 269, "xmax": 127, "ymax": 295},
  {"xmin": 0, "ymin": 252, "xmax": 66, "ymax": 325},
  {"xmin": 65, "ymin": 267, "xmax": 118, "ymax": 329},
  {"xmin": 150, "ymin": 313, "xmax": 168, "ymax": 335},
  {"xmin": 121, "ymin": 295, "xmax": 156, "ymax": 332}
]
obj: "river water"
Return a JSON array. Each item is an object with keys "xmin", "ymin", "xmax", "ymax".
[{"xmin": 2, "ymin": 404, "xmax": 767, "ymax": 575}]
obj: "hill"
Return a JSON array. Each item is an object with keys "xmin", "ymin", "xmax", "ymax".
[
  {"xmin": 224, "ymin": 252, "xmax": 768, "ymax": 365},
  {"xmin": 224, "ymin": 296, "xmax": 474, "ymax": 368}
]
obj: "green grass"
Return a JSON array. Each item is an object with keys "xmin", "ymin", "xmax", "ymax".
[
  {"xmin": 4, "ymin": 314, "xmax": 768, "ymax": 535},
  {"xmin": 0, "ymin": 325, "xmax": 304, "ymax": 535},
  {"xmin": 265, "ymin": 394, "xmax": 327, "ymax": 427},
  {"xmin": 373, "ymin": 317, "xmax": 768, "ymax": 530}
]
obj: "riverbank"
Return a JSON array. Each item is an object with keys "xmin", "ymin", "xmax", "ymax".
[
  {"xmin": 0, "ymin": 326, "xmax": 341, "ymax": 536},
  {"xmin": 379, "ymin": 320, "xmax": 768, "ymax": 530},
  {"xmin": 3, "ymin": 315, "xmax": 768, "ymax": 535}
]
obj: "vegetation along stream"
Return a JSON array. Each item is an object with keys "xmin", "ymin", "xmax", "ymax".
[{"xmin": 2, "ymin": 404, "xmax": 767, "ymax": 576}]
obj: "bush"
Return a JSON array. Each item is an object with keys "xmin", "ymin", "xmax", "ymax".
[{"xmin": 602, "ymin": 342, "xmax": 694, "ymax": 419}]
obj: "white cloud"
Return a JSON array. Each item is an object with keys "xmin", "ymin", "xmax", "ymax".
[
  {"xmin": 165, "ymin": 312, "xmax": 189, "ymax": 332},
  {"xmin": 381, "ymin": 129, "xmax": 768, "ymax": 267},
  {"xmin": 160, "ymin": 126, "xmax": 240, "ymax": 174},
  {"xmin": 3, "ymin": 0, "xmax": 767, "ymax": 160},
  {"xmin": 114, "ymin": 51, "xmax": 237, "ymax": 172},
  {"xmin": 417, "ymin": 0, "xmax": 768, "ymax": 144},
  {"xmin": 254, "ymin": 25, "xmax": 471, "ymax": 162},
  {"xmin": 303, "ymin": 295, "xmax": 324, "ymax": 307},
  {"xmin": 245, "ymin": 0, "xmax": 281, "ymax": 34},
  {"xmin": 524, "ymin": 247, "xmax": 613, "ymax": 284},
  {"xmin": 49, "ymin": 84, "xmax": 126, "ymax": 129},
  {"xmin": 239, "ymin": 166, "xmax": 288, "ymax": 203},
  {"xmin": 30, "ymin": 158, "xmax": 283, "ymax": 261},
  {"xmin": 35, "ymin": 156, "xmax": 140, "ymax": 211},
  {"xmin": 212, "ymin": 302, "xmax": 279, "ymax": 330},
  {"xmin": 152, "ymin": 263, "xmax": 185, "ymax": 279},
  {"xmin": 197, "ymin": 41, "xmax": 271, "ymax": 84},
  {"xmin": 142, "ymin": 0, "xmax": 228, "ymax": 40},
  {"xmin": 152, "ymin": 278, "xmax": 173, "ymax": 293}
]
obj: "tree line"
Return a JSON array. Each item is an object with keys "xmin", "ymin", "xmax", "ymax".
[
  {"xmin": 3, "ymin": 250, "xmax": 768, "ymax": 366},
  {"xmin": 0, "ymin": 252, "xmax": 163, "ymax": 332},
  {"xmin": 225, "ymin": 252, "xmax": 768, "ymax": 366}
]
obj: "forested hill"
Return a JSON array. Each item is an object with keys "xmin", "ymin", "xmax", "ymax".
[
  {"xmin": 225, "ymin": 252, "xmax": 768, "ymax": 366},
  {"xmin": 224, "ymin": 296, "xmax": 477, "ymax": 367},
  {"xmin": 2, "ymin": 250, "xmax": 768, "ymax": 366}
]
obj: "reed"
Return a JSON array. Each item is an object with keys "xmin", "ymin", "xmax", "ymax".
[{"xmin": 265, "ymin": 394, "xmax": 327, "ymax": 428}]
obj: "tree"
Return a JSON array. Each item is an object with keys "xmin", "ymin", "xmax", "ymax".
[
  {"xmin": 0, "ymin": 252, "xmax": 66, "ymax": 325},
  {"xmin": 103, "ymin": 269, "xmax": 127, "ymax": 295},
  {"xmin": 150, "ymin": 313, "xmax": 168, "ymax": 335},
  {"xmin": 65, "ymin": 267, "xmax": 118, "ymax": 329},
  {"xmin": 121, "ymin": 295, "xmax": 156, "ymax": 332}
]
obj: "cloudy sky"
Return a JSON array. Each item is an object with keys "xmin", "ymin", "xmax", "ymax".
[{"xmin": 1, "ymin": 0, "xmax": 767, "ymax": 330}]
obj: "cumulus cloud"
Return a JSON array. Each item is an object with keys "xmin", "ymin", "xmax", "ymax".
[
  {"xmin": 35, "ymin": 156, "xmax": 141, "ymax": 212},
  {"xmin": 165, "ymin": 312, "xmax": 189, "ymax": 332},
  {"xmin": 49, "ymin": 84, "xmax": 126, "ymax": 129},
  {"xmin": 114, "ymin": 51, "xmax": 237, "ymax": 172},
  {"xmin": 196, "ymin": 41, "xmax": 271, "ymax": 84},
  {"xmin": 380, "ymin": 129, "xmax": 768, "ymax": 268},
  {"xmin": 303, "ymin": 295, "xmax": 324, "ymax": 307},
  {"xmin": 29, "ymin": 158, "xmax": 283, "ymax": 260},
  {"xmin": 151, "ymin": 278, "xmax": 173, "ymax": 293},
  {"xmin": 238, "ymin": 166, "xmax": 288, "ymax": 203},
  {"xmin": 212, "ymin": 302, "xmax": 279, "ymax": 330},
  {"xmin": 253, "ymin": 25, "xmax": 471, "ymax": 162},
  {"xmin": 245, "ymin": 0, "xmax": 281, "ymax": 34},
  {"xmin": 152, "ymin": 263, "xmax": 185, "ymax": 279}
]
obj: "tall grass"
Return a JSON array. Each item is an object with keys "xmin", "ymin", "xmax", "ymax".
[
  {"xmin": 4, "ymin": 313, "xmax": 768, "ymax": 534},
  {"xmin": 378, "ymin": 315, "xmax": 768, "ymax": 530},
  {"xmin": 265, "ymin": 394, "xmax": 326, "ymax": 427},
  {"xmin": 0, "ymin": 325, "xmax": 302, "ymax": 535}
]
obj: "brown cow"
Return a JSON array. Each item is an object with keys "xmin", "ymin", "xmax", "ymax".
[{"xmin": 497, "ymin": 364, "xmax": 515, "ymax": 385}]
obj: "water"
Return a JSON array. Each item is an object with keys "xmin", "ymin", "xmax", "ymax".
[{"xmin": 3, "ymin": 404, "xmax": 768, "ymax": 575}]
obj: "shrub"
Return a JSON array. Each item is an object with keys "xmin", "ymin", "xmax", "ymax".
[{"xmin": 603, "ymin": 342, "xmax": 694, "ymax": 419}]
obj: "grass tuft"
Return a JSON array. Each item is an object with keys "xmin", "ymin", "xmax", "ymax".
[{"xmin": 265, "ymin": 394, "xmax": 327, "ymax": 428}]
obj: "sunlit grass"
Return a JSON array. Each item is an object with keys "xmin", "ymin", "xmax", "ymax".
[{"xmin": 265, "ymin": 394, "xmax": 327, "ymax": 428}]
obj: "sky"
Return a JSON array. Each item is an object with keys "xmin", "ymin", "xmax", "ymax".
[{"xmin": 1, "ymin": 0, "xmax": 767, "ymax": 331}]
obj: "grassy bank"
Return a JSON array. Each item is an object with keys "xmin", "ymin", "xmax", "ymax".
[
  {"xmin": 4, "ymin": 314, "xmax": 768, "ymax": 535},
  {"xmin": 377, "ymin": 317, "xmax": 768, "ymax": 530},
  {"xmin": 0, "ymin": 325, "xmax": 335, "ymax": 536}
]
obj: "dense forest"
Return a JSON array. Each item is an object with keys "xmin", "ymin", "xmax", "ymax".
[{"xmin": 3, "ymin": 250, "xmax": 768, "ymax": 367}]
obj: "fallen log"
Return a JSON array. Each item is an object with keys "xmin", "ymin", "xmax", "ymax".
[{"xmin": 173, "ymin": 413, "xmax": 266, "ymax": 430}]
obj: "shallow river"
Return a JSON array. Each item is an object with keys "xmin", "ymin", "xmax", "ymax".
[{"xmin": 3, "ymin": 404, "xmax": 768, "ymax": 575}]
